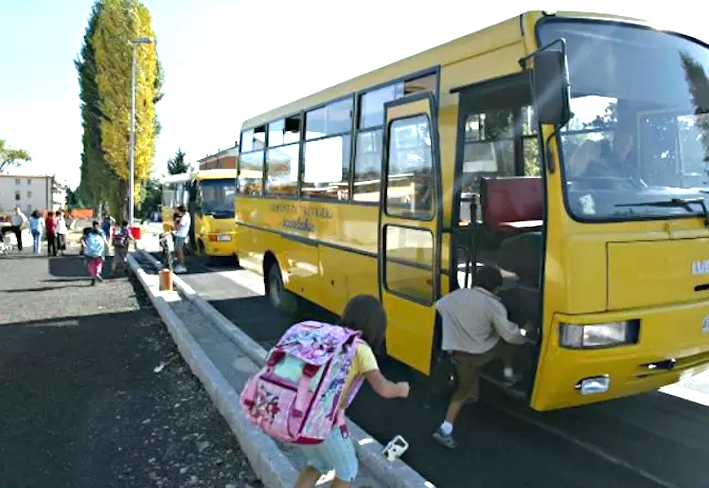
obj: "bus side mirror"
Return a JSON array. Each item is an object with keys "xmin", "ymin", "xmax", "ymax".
[{"xmin": 532, "ymin": 50, "xmax": 571, "ymax": 126}]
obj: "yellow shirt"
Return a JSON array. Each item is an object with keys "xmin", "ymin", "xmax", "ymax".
[{"xmin": 338, "ymin": 342, "xmax": 379, "ymax": 410}]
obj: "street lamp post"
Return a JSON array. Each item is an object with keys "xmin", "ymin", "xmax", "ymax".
[{"xmin": 129, "ymin": 36, "xmax": 154, "ymax": 225}]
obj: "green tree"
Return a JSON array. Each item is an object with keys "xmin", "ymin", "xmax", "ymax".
[
  {"xmin": 66, "ymin": 187, "xmax": 82, "ymax": 208},
  {"xmin": 0, "ymin": 139, "xmax": 31, "ymax": 173},
  {"xmin": 167, "ymin": 147, "xmax": 190, "ymax": 174},
  {"xmin": 76, "ymin": 0, "xmax": 115, "ymax": 212},
  {"xmin": 139, "ymin": 177, "xmax": 162, "ymax": 219},
  {"xmin": 90, "ymin": 0, "xmax": 162, "ymax": 218}
]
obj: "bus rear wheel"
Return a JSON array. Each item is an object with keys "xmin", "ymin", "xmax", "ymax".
[{"xmin": 266, "ymin": 263, "xmax": 298, "ymax": 315}]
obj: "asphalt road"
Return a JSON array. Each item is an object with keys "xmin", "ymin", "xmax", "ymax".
[
  {"xmin": 0, "ymin": 252, "xmax": 260, "ymax": 488},
  {"xmin": 176, "ymin": 256, "xmax": 709, "ymax": 488}
]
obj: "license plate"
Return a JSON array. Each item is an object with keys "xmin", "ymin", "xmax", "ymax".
[{"xmin": 217, "ymin": 235, "xmax": 231, "ymax": 242}]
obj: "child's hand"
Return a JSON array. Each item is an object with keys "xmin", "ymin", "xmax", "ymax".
[{"xmin": 396, "ymin": 381, "xmax": 410, "ymax": 398}]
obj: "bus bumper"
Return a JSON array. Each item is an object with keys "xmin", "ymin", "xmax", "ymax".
[
  {"xmin": 531, "ymin": 301, "xmax": 709, "ymax": 411},
  {"xmin": 202, "ymin": 232, "xmax": 237, "ymax": 256}
]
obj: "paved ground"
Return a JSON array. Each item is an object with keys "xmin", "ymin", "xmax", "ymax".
[
  {"xmin": 175, "ymin": 256, "xmax": 709, "ymax": 488},
  {"xmin": 0, "ymin": 250, "xmax": 260, "ymax": 488}
]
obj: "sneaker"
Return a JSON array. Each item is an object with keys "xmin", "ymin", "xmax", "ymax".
[
  {"xmin": 503, "ymin": 372, "xmax": 522, "ymax": 386},
  {"xmin": 174, "ymin": 265, "xmax": 186, "ymax": 274},
  {"xmin": 432, "ymin": 428, "xmax": 457, "ymax": 449}
]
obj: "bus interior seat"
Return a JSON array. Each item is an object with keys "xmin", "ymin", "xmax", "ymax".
[
  {"xmin": 497, "ymin": 231, "xmax": 543, "ymax": 327},
  {"xmin": 480, "ymin": 176, "xmax": 543, "ymax": 234}
]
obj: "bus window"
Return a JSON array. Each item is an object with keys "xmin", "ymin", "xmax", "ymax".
[
  {"xmin": 302, "ymin": 136, "xmax": 351, "ymax": 200},
  {"xmin": 353, "ymin": 84, "xmax": 401, "ymax": 202},
  {"xmin": 266, "ymin": 116, "xmax": 301, "ymax": 197},
  {"xmin": 241, "ymin": 125, "xmax": 266, "ymax": 152},
  {"xmin": 302, "ymin": 98, "xmax": 353, "ymax": 200},
  {"xmin": 386, "ymin": 115, "xmax": 434, "ymax": 219},
  {"xmin": 266, "ymin": 144, "xmax": 299, "ymax": 197},
  {"xmin": 238, "ymin": 151, "xmax": 264, "ymax": 195},
  {"xmin": 269, "ymin": 119, "xmax": 285, "ymax": 147},
  {"xmin": 403, "ymin": 73, "xmax": 437, "ymax": 96},
  {"xmin": 200, "ymin": 179, "xmax": 236, "ymax": 218},
  {"xmin": 353, "ymin": 129, "xmax": 384, "ymax": 202},
  {"xmin": 461, "ymin": 109, "xmax": 515, "ymax": 194},
  {"xmin": 521, "ymin": 106, "xmax": 541, "ymax": 177}
]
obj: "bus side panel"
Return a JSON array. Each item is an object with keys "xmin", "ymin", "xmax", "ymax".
[
  {"xmin": 283, "ymin": 239, "xmax": 321, "ymax": 304},
  {"xmin": 318, "ymin": 246, "xmax": 353, "ymax": 314}
]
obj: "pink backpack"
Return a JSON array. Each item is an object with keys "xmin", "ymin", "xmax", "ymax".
[{"xmin": 240, "ymin": 321, "xmax": 364, "ymax": 444}]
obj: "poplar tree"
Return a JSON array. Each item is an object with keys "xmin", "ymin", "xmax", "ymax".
[{"xmin": 77, "ymin": 0, "xmax": 163, "ymax": 218}]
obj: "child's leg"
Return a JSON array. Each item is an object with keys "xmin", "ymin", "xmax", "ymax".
[
  {"xmin": 297, "ymin": 427, "xmax": 358, "ymax": 487},
  {"xmin": 433, "ymin": 351, "xmax": 490, "ymax": 449},
  {"xmin": 293, "ymin": 466, "xmax": 321, "ymax": 488}
]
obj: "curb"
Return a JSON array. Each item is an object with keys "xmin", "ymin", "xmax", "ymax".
[
  {"xmin": 139, "ymin": 251, "xmax": 435, "ymax": 488},
  {"xmin": 127, "ymin": 254, "xmax": 300, "ymax": 488}
]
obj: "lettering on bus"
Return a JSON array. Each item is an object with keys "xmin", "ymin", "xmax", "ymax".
[
  {"xmin": 282, "ymin": 217, "xmax": 315, "ymax": 232},
  {"xmin": 269, "ymin": 203, "xmax": 334, "ymax": 221}
]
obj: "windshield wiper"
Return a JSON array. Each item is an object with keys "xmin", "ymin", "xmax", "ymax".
[{"xmin": 615, "ymin": 198, "xmax": 709, "ymax": 227}]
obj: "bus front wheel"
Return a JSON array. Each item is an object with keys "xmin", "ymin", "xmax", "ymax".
[{"xmin": 266, "ymin": 263, "xmax": 298, "ymax": 315}]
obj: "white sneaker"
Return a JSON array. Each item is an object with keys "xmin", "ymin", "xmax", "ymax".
[{"xmin": 174, "ymin": 265, "xmax": 186, "ymax": 274}]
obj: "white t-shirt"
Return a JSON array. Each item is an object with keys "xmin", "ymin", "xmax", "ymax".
[
  {"xmin": 55, "ymin": 217, "xmax": 68, "ymax": 235},
  {"xmin": 176, "ymin": 212, "xmax": 191, "ymax": 238}
]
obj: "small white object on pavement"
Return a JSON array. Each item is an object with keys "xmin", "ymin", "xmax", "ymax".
[{"xmin": 382, "ymin": 434, "xmax": 409, "ymax": 462}]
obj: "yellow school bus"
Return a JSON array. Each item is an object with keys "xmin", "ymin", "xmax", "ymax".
[
  {"xmin": 234, "ymin": 10, "xmax": 709, "ymax": 410},
  {"xmin": 161, "ymin": 169, "xmax": 237, "ymax": 260}
]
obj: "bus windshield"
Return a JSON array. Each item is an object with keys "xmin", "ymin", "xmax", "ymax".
[
  {"xmin": 200, "ymin": 179, "xmax": 236, "ymax": 218},
  {"xmin": 538, "ymin": 19, "xmax": 709, "ymax": 221}
]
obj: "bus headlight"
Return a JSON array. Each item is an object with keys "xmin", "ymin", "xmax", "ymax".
[{"xmin": 560, "ymin": 320, "xmax": 639, "ymax": 349}]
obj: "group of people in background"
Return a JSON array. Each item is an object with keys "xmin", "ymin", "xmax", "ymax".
[
  {"xmin": 1, "ymin": 206, "xmax": 67, "ymax": 255},
  {"xmin": 1, "ymin": 206, "xmax": 135, "ymax": 284}
]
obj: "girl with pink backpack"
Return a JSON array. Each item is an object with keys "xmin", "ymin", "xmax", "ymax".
[{"xmin": 240, "ymin": 295, "xmax": 410, "ymax": 488}]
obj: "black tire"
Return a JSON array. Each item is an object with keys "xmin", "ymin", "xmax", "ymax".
[{"xmin": 266, "ymin": 262, "xmax": 298, "ymax": 314}]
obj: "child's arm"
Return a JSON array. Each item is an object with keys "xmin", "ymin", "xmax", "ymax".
[{"xmin": 364, "ymin": 370, "xmax": 410, "ymax": 399}]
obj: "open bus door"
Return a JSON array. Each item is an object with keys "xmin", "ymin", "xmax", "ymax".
[{"xmin": 378, "ymin": 93, "xmax": 442, "ymax": 375}]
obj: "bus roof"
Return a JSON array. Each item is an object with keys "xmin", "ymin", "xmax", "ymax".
[
  {"xmin": 240, "ymin": 10, "xmax": 651, "ymax": 131},
  {"xmin": 194, "ymin": 168, "xmax": 236, "ymax": 181}
]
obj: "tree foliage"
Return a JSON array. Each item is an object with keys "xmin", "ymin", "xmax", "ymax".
[
  {"xmin": 0, "ymin": 139, "xmax": 31, "ymax": 173},
  {"xmin": 167, "ymin": 147, "xmax": 190, "ymax": 175},
  {"xmin": 76, "ymin": 0, "xmax": 115, "ymax": 211},
  {"xmin": 76, "ymin": 0, "xmax": 163, "ymax": 218},
  {"xmin": 139, "ymin": 177, "xmax": 162, "ymax": 219}
]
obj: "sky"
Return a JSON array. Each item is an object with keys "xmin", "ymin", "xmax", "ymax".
[{"xmin": 0, "ymin": 0, "xmax": 705, "ymax": 189}]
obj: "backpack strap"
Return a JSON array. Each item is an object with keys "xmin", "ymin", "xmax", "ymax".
[{"xmin": 292, "ymin": 364, "xmax": 319, "ymax": 417}]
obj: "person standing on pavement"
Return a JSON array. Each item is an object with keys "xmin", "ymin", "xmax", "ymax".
[
  {"xmin": 28, "ymin": 210, "xmax": 45, "ymax": 254},
  {"xmin": 45, "ymin": 210, "xmax": 57, "ymax": 256},
  {"xmin": 173, "ymin": 205, "xmax": 190, "ymax": 274},
  {"xmin": 101, "ymin": 212, "xmax": 114, "ymax": 240},
  {"xmin": 1, "ymin": 206, "xmax": 28, "ymax": 251},
  {"xmin": 55, "ymin": 210, "xmax": 68, "ymax": 256},
  {"xmin": 293, "ymin": 295, "xmax": 410, "ymax": 488},
  {"xmin": 110, "ymin": 219, "xmax": 135, "ymax": 277},
  {"xmin": 432, "ymin": 265, "xmax": 528, "ymax": 449}
]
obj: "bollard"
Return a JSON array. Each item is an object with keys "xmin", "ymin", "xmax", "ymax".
[{"xmin": 159, "ymin": 268, "xmax": 173, "ymax": 292}]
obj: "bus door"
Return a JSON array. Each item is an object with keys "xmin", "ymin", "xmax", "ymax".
[
  {"xmin": 378, "ymin": 93, "xmax": 441, "ymax": 375},
  {"xmin": 187, "ymin": 179, "xmax": 199, "ymax": 251}
]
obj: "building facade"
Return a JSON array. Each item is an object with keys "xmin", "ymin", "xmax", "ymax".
[
  {"xmin": 0, "ymin": 174, "xmax": 67, "ymax": 215},
  {"xmin": 197, "ymin": 144, "xmax": 238, "ymax": 170}
]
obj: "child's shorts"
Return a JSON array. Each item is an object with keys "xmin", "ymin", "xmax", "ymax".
[
  {"xmin": 299, "ymin": 426, "xmax": 358, "ymax": 482},
  {"xmin": 174, "ymin": 235, "xmax": 186, "ymax": 249}
]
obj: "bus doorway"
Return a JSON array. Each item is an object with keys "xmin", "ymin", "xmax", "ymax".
[{"xmin": 451, "ymin": 74, "xmax": 544, "ymax": 399}]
